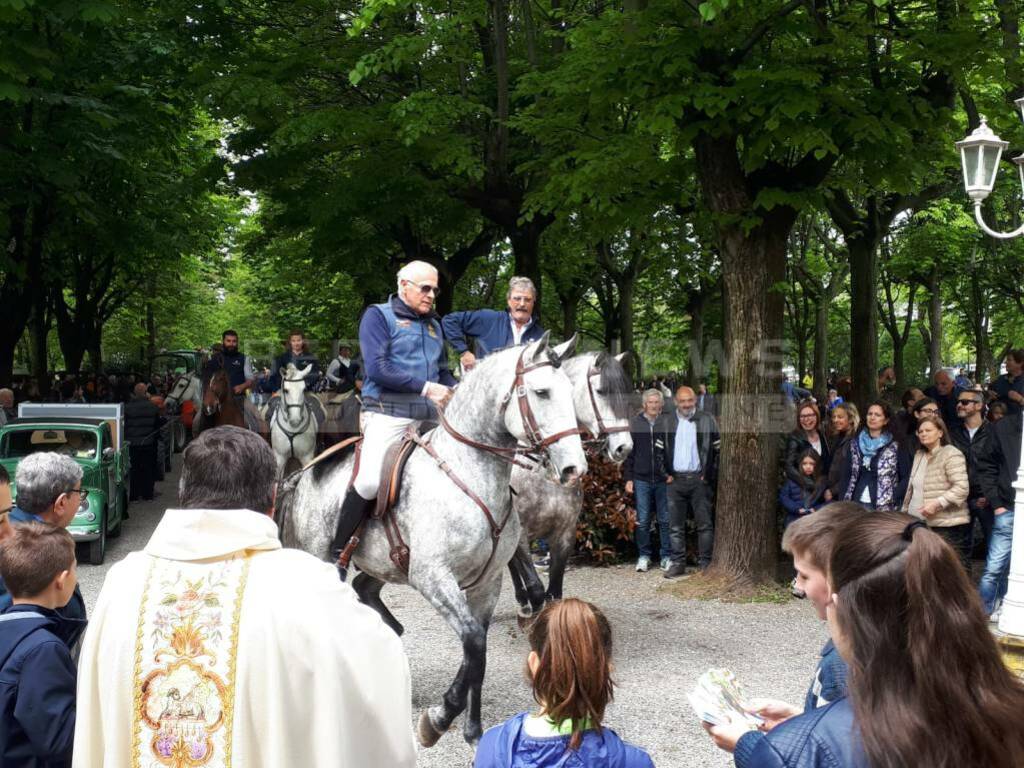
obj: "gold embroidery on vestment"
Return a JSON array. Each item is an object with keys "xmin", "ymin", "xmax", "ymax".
[{"xmin": 132, "ymin": 553, "xmax": 252, "ymax": 767}]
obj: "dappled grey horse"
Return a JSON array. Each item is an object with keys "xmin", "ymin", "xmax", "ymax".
[
  {"xmin": 507, "ymin": 351, "xmax": 634, "ymax": 620},
  {"xmin": 277, "ymin": 335, "xmax": 587, "ymax": 746}
]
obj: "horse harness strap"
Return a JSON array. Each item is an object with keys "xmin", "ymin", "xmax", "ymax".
[
  {"xmin": 581, "ymin": 365, "xmax": 630, "ymax": 440},
  {"xmin": 438, "ymin": 347, "xmax": 584, "ymax": 464},
  {"xmin": 410, "ymin": 431, "xmax": 514, "ymax": 590},
  {"xmin": 274, "ymin": 402, "xmax": 313, "ymax": 459}
]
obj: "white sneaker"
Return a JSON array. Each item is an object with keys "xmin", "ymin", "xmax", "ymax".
[
  {"xmin": 636, "ymin": 556, "xmax": 650, "ymax": 572},
  {"xmin": 660, "ymin": 557, "xmax": 671, "ymax": 571}
]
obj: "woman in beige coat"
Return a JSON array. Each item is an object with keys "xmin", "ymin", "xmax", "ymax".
[{"xmin": 901, "ymin": 413, "xmax": 971, "ymax": 567}]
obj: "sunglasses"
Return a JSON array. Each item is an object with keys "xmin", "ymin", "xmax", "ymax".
[
  {"xmin": 405, "ymin": 281, "xmax": 440, "ymax": 297},
  {"xmin": 957, "ymin": 399, "xmax": 981, "ymax": 406}
]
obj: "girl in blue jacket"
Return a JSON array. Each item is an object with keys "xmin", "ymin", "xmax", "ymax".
[
  {"xmin": 778, "ymin": 449, "xmax": 827, "ymax": 529},
  {"xmin": 474, "ymin": 599, "xmax": 654, "ymax": 768}
]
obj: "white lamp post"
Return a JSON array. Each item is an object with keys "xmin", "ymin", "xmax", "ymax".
[{"xmin": 956, "ymin": 114, "xmax": 1024, "ymax": 672}]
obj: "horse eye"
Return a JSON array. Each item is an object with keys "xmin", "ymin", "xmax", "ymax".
[
  {"xmin": 595, "ymin": 388, "xmax": 606, "ymax": 396},
  {"xmin": 534, "ymin": 389, "xmax": 550, "ymax": 398}
]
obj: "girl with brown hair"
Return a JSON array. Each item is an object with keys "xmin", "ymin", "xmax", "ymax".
[
  {"xmin": 709, "ymin": 511, "xmax": 1024, "ymax": 767},
  {"xmin": 474, "ymin": 599, "xmax": 654, "ymax": 768}
]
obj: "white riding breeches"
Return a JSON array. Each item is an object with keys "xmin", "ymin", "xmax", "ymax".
[{"xmin": 353, "ymin": 411, "xmax": 417, "ymax": 500}]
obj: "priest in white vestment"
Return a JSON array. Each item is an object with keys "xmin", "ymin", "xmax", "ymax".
[{"xmin": 73, "ymin": 426, "xmax": 416, "ymax": 768}]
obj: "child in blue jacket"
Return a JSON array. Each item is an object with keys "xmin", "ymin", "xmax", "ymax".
[
  {"xmin": 0, "ymin": 522, "xmax": 83, "ymax": 768},
  {"xmin": 474, "ymin": 598, "xmax": 654, "ymax": 768},
  {"xmin": 778, "ymin": 449, "xmax": 827, "ymax": 528}
]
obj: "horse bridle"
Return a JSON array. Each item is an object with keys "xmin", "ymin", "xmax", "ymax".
[
  {"xmin": 437, "ymin": 346, "xmax": 584, "ymax": 464},
  {"xmin": 277, "ymin": 375, "xmax": 313, "ymax": 444},
  {"xmin": 580, "ymin": 365, "xmax": 630, "ymax": 441}
]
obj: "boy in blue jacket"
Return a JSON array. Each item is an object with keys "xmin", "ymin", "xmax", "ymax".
[
  {"xmin": 0, "ymin": 522, "xmax": 83, "ymax": 768},
  {"xmin": 704, "ymin": 502, "xmax": 867, "ymax": 766}
]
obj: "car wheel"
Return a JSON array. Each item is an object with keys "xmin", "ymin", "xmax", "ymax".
[{"xmin": 88, "ymin": 521, "xmax": 107, "ymax": 565}]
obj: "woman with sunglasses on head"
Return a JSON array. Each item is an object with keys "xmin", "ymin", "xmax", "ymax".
[{"xmin": 706, "ymin": 511, "xmax": 1024, "ymax": 767}]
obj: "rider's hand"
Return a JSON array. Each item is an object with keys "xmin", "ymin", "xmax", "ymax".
[
  {"xmin": 745, "ymin": 698, "xmax": 801, "ymax": 731},
  {"xmin": 625, "ymin": 481, "xmax": 634, "ymax": 494},
  {"xmin": 460, "ymin": 351, "xmax": 477, "ymax": 371},
  {"xmin": 232, "ymin": 383, "xmax": 247, "ymax": 395},
  {"xmin": 425, "ymin": 383, "xmax": 453, "ymax": 408}
]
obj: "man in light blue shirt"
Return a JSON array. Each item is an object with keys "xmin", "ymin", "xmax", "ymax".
[{"xmin": 664, "ymin": 386, "xmax": 719, "ymax": 579}]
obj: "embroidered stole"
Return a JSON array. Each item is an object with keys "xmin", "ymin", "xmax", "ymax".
[{"xmin": 132, "ymin": 554, "xmax": 251, "ymax": 768}]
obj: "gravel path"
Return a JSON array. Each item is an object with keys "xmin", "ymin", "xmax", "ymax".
[{"xmin": 80, "ymin": 459, "xmax": 824, "ymax": 768}]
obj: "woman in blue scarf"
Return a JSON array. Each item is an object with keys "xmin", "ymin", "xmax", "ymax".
[{"xmin": 842, "ymin": 400, "xmax": 909, "ymax": 511}]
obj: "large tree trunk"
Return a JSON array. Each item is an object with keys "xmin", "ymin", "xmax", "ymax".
[
  {"xmin": 28, "ymin": 307, "xmax": 49, "ymax": 392},
  {"xmin": 509, "ymin": 221, "xmax": 544, "ymax": 311},
  {"xmin": 848, "ymin": 240, "xmax": 879, "ymax": 410},
  {"xmin": 687, "ymin": 296, "xmax": 707, "ymax": 386},
  {"xmin": 812, "ymin": 300, "xmax": 828, "ymax": 400},
  {"xmin": 695, "ymin": 132, "xmax": 791, "ymax": 585},
  {"xmin": 892, "ymin": 338, "xmax": 906, "ymax": 396}
]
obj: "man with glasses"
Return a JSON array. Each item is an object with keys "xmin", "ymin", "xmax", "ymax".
[
  {"xmin": 950, "ymin": 390, "xmax": 994, "ymax": 557},
  {"xmin": 442, "ymin": 276, "xmax": 546, "ymax": 371},
  {"xmin": 0, "ymin": 454, "xmax": 87, "ymax": 636},
  {"xmin": 329, "ymin": 260, "xmax": 457, "ymax": 579}
]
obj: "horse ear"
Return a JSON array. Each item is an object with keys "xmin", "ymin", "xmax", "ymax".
[
  {"xmin": 614, "ymin": 351, "xmax": 629, "ymax": 364},
  {"xmin": 296, "ymin": 364, "xmax": 312, "ymax": 379},
  {"xmin": 551, "ymin": 334, "xmax": 578, "ymax": 363},
  {"xmin": 525, "ymin": 331, "xmax": 551, "ymax": 363}
]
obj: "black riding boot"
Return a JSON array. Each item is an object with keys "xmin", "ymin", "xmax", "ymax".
[{"xmin": 332, "ymin": 488, "xmax": 375, "ymax": 582}]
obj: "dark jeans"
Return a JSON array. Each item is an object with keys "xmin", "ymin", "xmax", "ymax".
[
  {"xmin": 667, "ymin": 473, "xmax": 714, "ymax": 567},
  {"xmin": 129, "ymin": 444, "xmax": 157, "ymax": 501},
  {"xmin": 969, "ymin": 496, "xmax": 994, "ymax": 556},
  {"xmin": 933, "ymin": 523, "xmax": 972, "ymax": 572},
  {"xmin": 634, "ymin": 480, "xmax": 671, "ymax": 559}
]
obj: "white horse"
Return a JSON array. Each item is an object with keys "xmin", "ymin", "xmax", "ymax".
[
  {"xmin": 163, "ymin": 372, "xmax": 202, "ymax": 450},
  {"xmin": 277, "ymin": 334, "xmax": 586, "ymax": 746},
  {"xmin": 270, "ymin": 364, "xmax": 319, "ymax": 478},
  {"xmin": 508, "ymin": 351, "xmax": 634, "ymax": 617}
]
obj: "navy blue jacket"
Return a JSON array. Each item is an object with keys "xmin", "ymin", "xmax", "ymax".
[
  {"xmin": 623, "ymin": 413, "xmax": 672, "ymax": 483},
  {"xmin": 441, "ymin": 308, "xmax": 546, "ymax": 360},
  {"xmin": 360, "ymin": 296, "xmax": 457, "ymax": 419},
  {"xmin": 475, "ymin": 713, "xmax": 654, "ymax": 768},
  {"xmin": 0, "ymin": 513, "xmax": 87, "ymax": 637},
  {"xmin": 734, "ymin": 698, "xmax": 865, "ymax": 768},
  {"xmin": 0, "ymin": 605, "xmax": 84, "ymax": 768},
  {"xmin": 778, "ymin": 478, "xmax": 827, "ymax": 521},
  {"xmin": 735, "ymin": 640, "xmax": 849, "ymax": 768}
]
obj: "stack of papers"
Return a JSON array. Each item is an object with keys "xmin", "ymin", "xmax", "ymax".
[{"xmin": 687, "ymin": 669, "xmax": 764, "ymax": 729}]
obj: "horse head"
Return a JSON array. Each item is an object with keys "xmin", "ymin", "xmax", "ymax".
[
  {"xmin": 279, "ymin": 364, "xmax": 311, "ymax": 425},
  {"xmin": 503, "ymin": 332, "xmax": 588, "ymax": 486},
  {"xmin": 203, "ymin": 371, "xmax": 228, "ymax": 417},
  {"xmin": 566, "ymin": 349, "xmax": 634, "ymax": 464}
]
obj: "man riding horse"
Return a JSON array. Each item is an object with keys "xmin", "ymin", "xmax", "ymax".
[
  {"xmin": 441, "ymin": 276, "xmax": 545, "ymax": 370},
  {"xmin": 201, "ymin": 329, "xmax": 261, "ymax": 433},
  {"xmin": 330, "ymin": 261, "xmax": 457, "ymax": 578},
  {"xmin": 265, "ymin": 329, "xmax": 326, "ymax": 430}
]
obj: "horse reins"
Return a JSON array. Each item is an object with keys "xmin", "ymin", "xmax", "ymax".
[
  {"xmin": 435, "ymin": 347, "xmax": 585, "ymax": 465},
  {"xmin": 580, "ymin": 365, "xmax": 630, "ymax": 440},
  {"xmin": 275, "ymin": 375, "xmax": 315, "ymax": 459}
]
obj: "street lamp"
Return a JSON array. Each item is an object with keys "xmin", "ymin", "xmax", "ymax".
[{"xmin": 956, "ymin": 113, "xmax": 1024, "ymax": 674}]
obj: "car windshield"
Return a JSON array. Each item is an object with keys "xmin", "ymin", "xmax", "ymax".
[{"xmin": 2, "ymin": 429, "xmax": 97, "ymax": 459}]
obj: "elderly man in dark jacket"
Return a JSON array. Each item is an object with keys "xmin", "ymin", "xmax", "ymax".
[
  {"xmin": 124, "ymin": 383, "xmax": 162, "ymax": 501},
  {"xmin": 623, "ymin": 389, "xmax": 674, "ymax": 572}
]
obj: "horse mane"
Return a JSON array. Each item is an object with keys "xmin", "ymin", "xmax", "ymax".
[{"xmin": 593, "ymin": 351, "xmax": 633, "ymax": 420}]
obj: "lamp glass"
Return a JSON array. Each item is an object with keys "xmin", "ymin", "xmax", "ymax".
[{"xmin": 982, "ymin": 143, "xmax": 1003, "ymax": 190}]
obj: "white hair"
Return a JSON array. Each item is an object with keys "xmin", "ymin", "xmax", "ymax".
[
  {"xmin": 396, "ymin": 260, "xmax": 438, "ymax": 293},
  {"xmin": 507, "ymin": 276, "xmax": 537, "ymax": 299},
  {"xmin": 642, "ymin": 388, "xmax": 664, "ymax": 404},
  {"xmin": 14, "ymin": 452, "xmax": 83, "ymax": 516}
]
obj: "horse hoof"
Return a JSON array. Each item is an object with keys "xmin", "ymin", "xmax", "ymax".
[
  {"xmin": 462, "ymin": 723, "xmax": 483, "ymax": 746},
  {"xmin": 417, "ymin": 710, "xmax": 445, "ymax": 748}
]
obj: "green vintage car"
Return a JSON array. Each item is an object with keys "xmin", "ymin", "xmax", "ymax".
[{"xmin": 0, "ymin": 414, "xmax": 130, "ymax": 565}]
